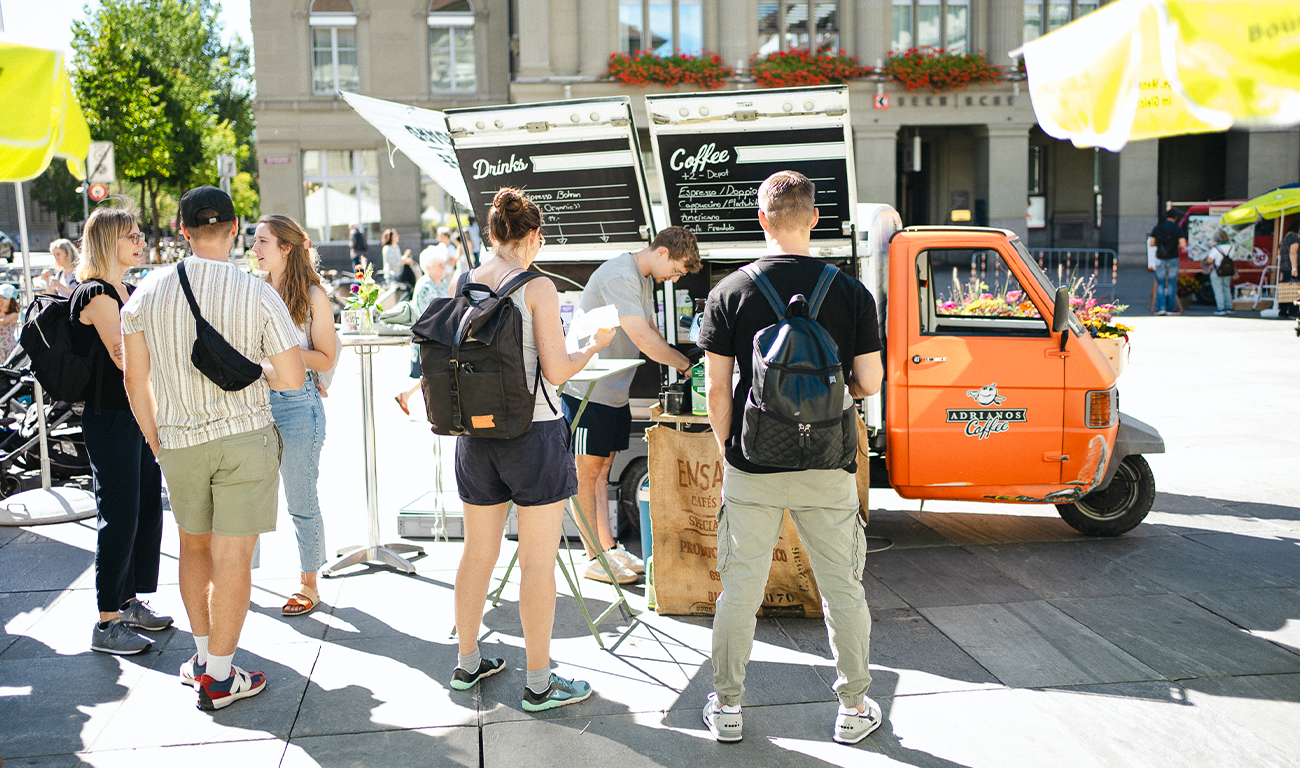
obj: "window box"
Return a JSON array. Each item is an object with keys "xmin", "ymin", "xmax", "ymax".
[
  {"xmin": 884, "ymin": 47, "xmax": 1003, "ymax": 93},
  {"xmin": 605, "ymin": 51, "xmax": 733, "ymax": 90},
  {"xmin": 748, "ymin": 49, "xmax": 870, "ymax": 89}
]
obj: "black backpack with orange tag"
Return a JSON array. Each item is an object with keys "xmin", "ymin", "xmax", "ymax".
[{"xmin": 412, "ymin": 270, "xmax": 549, "ymax": 439}]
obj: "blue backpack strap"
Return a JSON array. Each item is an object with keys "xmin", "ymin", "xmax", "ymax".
[
  {"xmin": 740, "ymin": 263, "xmax": 787, "ymax": 319},
  {"xmin": 808, "ymin": 263, "xmax": 839, "ymax": 320}
]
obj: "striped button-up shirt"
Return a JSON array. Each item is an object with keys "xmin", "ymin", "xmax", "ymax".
[{"xmin": 121, "ymin": 257, "xmax": 300, "ymax": 450}]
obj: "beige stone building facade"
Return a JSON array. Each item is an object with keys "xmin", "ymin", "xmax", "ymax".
[{"xmin": 252, "ymin": 0, "xmax": 1300, "ymax": 268}]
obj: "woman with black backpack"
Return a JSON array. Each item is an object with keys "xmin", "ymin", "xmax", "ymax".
[
  {"xmin": 449, "ymin": 188, "xmax": 614, "ymax": 713},
  {"xmin": 73, "ymin": 206, "xmax": 170, "ymax": 655},
  {"xmin": 1204, "ymin": 229, "xmax": 1236, "ymax": 316}
]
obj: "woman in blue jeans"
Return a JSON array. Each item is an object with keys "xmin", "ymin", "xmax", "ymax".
[{"xmin": 251, "ymin": 214, "xmax": 337, "ymax": 616}]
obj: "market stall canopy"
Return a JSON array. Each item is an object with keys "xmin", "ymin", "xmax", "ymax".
[
  {"xmin": 339, "ymin": 91, "xmax": 470, "ymax": 208},
  {"xmin": 1220, "ymin": 184, "xmax": 1300, "ymax": 227},
  {"xmin": 1017, "ymin": 0, "xmax": 1300, "ymax": 151},
  {"xmin": 0, "ymin": 37, "xmax": 90, "ymax": 181}
]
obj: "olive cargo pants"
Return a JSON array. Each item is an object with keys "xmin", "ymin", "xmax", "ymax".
[{"xmin": 711, "ymin": 463, "xmax": 872, "ymax": 709}]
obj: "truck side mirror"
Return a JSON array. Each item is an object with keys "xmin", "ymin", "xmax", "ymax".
[{"xmin": 1052, "ymin": 286, "xmax": 1071, "ymax": 333}]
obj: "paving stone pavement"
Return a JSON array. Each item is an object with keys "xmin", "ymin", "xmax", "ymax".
[{"xmin": 2, "ymin": 269, "xmax": 1299, "ymax": 767}]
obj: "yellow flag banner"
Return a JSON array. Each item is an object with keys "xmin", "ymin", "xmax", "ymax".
[
  {"xmin": 0, "ymin": 38, "xmax": 90, "ymax": 182},
  {"xmin": 1020, "ymin": 0, "xmax": 1299, "ymax": 150}
]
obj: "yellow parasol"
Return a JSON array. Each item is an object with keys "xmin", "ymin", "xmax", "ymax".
[
  {"xmin": 0, "ymin": 37, "xmax": 96, "ymax": 522},
  {"xmin": 1017, "ymin": 0, "xmax": 1300, "ymax": 151},
  {"xmin": 1220, "ymin": 185, "xmax": 1300, "ymax": 227}
]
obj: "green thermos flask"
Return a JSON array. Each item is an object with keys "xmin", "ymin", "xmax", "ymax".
[{"xmin": 691, "ymin": 361, "xmax": 707, "ymax": 416}]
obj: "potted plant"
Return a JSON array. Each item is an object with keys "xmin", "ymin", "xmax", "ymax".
[
  {"xmin": 883, "ymin": 47, "xmax": 1004, "ymax": 93},
  {"xmin": 748, "ymin": 49, "xmax": 871, "ymax": 88},
  {"xmin": 1176, "ymin": 275, "xmax": 1199, "ymax": 312},
  {"xmin": 606, "ymin": 51, "xmax": 733, "ymax": 90},
  {"xmin": 342, "ymin": 259, "xmax": 379, "ymax": 334}
]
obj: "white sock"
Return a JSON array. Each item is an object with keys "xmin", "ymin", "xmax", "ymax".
[
  {"xmin": 722, "ymin": 703, "xmax": 741, "ymax": 714},
  {"xmin": 457, "ymin": 649, "xmax": 480, "ymax": 672},
  {"xmin": 194, "ymin": 635, "xmax": 209, "ymax": 665},
  {"xmin": 526, "ymin": 666, "xmax": 551, "ymax": 695},
  {"xmin": 208, "ymin": 652, "xmax": 234, "ymax": 682}
]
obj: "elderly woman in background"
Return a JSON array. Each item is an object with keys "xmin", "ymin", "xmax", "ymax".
[
  {"xmin": 43, "ymin": 238, "xmax": 80, "ymax": 297},
  {"xmin": 394, "ymin": 245, "xmax": 449, "ymax": 416}
]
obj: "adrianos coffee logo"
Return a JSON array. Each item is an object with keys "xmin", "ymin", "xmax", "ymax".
[{"xmin": 946, "ymin": 383, "xmax": 1027, "ymax": 440}]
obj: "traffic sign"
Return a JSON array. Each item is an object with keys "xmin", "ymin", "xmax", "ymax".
[
  {"xmin": 873, "ymin": 93, "xmax": 890, "ymax": 110},
  {"xmin": 87, "ymin": 142, "xmax": 116, "ymax": 184},
  {"xmin": 88, "ymin": 183, "xmax": 108, "ymax": 202},
  {"xmin": 217, "ymin": 154, "xmax": 237, "ymax": 178}
]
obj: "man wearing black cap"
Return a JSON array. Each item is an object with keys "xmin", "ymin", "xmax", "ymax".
[{"xmin": 122, "ymin": 186, "xmax": 305, "ymax": 710}]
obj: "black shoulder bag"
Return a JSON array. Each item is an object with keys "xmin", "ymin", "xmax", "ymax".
[{"xmin": 176, "ymin": 260, "xmax": 264, "ymax": 392}]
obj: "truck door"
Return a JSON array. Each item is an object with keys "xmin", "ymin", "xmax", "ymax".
[{"xmin": 905, "ymin": 247, "xmax": 1064, "ymax": 487}]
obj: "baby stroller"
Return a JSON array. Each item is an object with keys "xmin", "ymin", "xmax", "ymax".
[{"xmin": 0, "ymin": 345, "xmax": 91, "ymax": 498}]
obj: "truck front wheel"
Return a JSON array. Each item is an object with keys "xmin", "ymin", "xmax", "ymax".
[{"xmin": 1055, "ymin": 455, "xmax": 1155, "ymax": 536}]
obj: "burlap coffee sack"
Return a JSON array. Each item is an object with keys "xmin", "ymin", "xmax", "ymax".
[{"xmin": 647, "ymin": 425, "xmax": 821, "ymax": 618}]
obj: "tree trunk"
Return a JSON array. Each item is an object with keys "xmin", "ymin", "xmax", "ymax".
[{"xmin": 149, "ymin": 180, "xmax": 161, "ymax": 249}]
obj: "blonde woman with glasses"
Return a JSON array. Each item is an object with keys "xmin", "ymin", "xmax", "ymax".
[{"xmin": 74, "ymin": 207, "xmax": 170, "ymax": 655}]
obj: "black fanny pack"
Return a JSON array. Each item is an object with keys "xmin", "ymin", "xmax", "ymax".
[{"xmin": 177, "ymin": 260, "xmax": 263, "ymax": 392}]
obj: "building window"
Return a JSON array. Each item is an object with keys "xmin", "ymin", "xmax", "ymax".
[
  {"xmin": 890, "ymin": 0, "xmax": 969, "ymax": 54},
  {"xmin": 758, "ymin": 2, "xmax": 839, "ymax": 55},
  {"xmin": 1024, "ymin": 0, "xmax": 1099, "ymax": 43},
  {"xmin": 302, "ymin": 150, "xmax": 381, "ymax": 245},
  {"xmin": 619, "ymin": 0, "xmax": 703, "ymax": 56},
  {"xmin": 310, "ymin": 0, "xmax": 358, "ymax": 94},
  {"xmin": 429, "ymin": 0, "xmax": 476, "ymax": 92}
]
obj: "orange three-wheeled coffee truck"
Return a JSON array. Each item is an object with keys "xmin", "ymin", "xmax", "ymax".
[{"xmin": 440, "ymin": 85, "xmax": 1165, "ymax": 539}]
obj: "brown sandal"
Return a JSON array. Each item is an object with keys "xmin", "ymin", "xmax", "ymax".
[{"xmin": 281, "ymin": 585, "xmax": 320, "ymax": 617}]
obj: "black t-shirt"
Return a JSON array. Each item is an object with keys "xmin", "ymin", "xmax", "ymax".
[
  {"xmin": 1150, "ymin": 220, "xmax": 1184, "ymax": 258},
  {"xmin": 69, "ymin": 278, "xmax": 131, "ymax": 410},
  {"xmin": 698, "ymin": 255, "xmax": 882, "ymax": 474}
]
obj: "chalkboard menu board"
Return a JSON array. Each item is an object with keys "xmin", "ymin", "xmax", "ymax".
[
  {"xmin": 446, "ymin": 99, "xmax": 653, "ymax": 254},
  {"xmin": 653, "ymin": 127, "xmax": 850, "ymax": 245},
  {"xmin": 646, "ymin": 87, "xmax": 856, "ymax": 250},
  {"xmin": 453, "ymin": 138, "xmax": 648, "ymax": 248}
]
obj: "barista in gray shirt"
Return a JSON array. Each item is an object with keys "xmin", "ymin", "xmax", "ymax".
[{"xmin": 561, "ymin": 227, "xmax": 701, "ymax": 584}]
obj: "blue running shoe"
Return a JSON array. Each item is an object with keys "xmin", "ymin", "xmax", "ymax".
[
  {"xmin": 450, "ymin": 657, "xmax": 505, "ymax": 691},
  {"xmin": 522, "ymin": 674, "xmax": 592, "ymax": 712}
]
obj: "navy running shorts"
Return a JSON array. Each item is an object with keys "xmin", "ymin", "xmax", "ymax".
[
  {"xmin": 560, "ymin": 394, "xmax": 631, "ymax": 457},
  {"xmin": 455, "ymin": 418, "xmax": 577, "ymax": 507}
]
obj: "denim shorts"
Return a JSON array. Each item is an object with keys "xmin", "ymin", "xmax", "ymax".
[{"xmin": 455, "ymin": 417, "xmax": 577, "ymax": 507}]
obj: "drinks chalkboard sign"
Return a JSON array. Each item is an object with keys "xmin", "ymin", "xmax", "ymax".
[
  {"xmin": 445, "ymin": 98, "xmax": 654, "ymax": 254},
  {"xmin": 646, "ymin": 86, "xmax": 856, "ymax": 251}
]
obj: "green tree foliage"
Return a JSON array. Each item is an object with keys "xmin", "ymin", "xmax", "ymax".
[
  {"xmin": 30, "ymin": 162, "xmax": 83, "ymax": 238},
  {"xmin": 70, "ymin": 0, "xmax": 257, "ymax": 242}
]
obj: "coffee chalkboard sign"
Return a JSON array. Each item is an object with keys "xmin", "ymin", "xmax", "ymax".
[
  {"xmin": 646, "ymin": 87, "xmax": 856, "ymax": 250},
  {"xmin": 445, "ymin": 98, "xmax": 654, "ymax": 254}
]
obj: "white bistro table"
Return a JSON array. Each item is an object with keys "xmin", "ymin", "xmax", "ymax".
[{"xmin": 324, "ymin": 333, "xmax": 425, "ymax": 576}]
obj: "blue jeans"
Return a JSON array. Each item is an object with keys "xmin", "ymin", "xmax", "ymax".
[
  {"xmin": 270, "ymin": 377, "xmax": 328, "ymax": 573},
  {"xmin": 1154, "ymin": 259, "xmax": 1179, "ymax": 313}
]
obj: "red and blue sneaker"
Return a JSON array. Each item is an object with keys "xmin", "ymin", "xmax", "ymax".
[{"xmin": 196, "ymin": 665, "xmax": 268, "ymax": 711}]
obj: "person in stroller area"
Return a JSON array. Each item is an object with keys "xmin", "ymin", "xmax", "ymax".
[{"xmin": 73, "ymin": 206, "xmax": 170, "ymax": 655}]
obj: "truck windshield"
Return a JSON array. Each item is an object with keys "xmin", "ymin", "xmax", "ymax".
[{"xmin": 1013, "ymin": 239, "xmax": 1086, "ymax": 335}]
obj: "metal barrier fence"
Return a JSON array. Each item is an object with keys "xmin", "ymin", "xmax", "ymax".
[{"xmin": 1024, "ymin": 248, "xmax": 1119, "ymax": 303}]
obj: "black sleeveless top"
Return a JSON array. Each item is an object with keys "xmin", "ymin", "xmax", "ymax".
[{"xmin": 69, "ymin": 278, "xmax": 132, "ymax": 410}]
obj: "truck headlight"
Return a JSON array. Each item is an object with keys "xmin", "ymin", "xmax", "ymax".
[{"xmin": 1086, "ymin": 387, "xmax": 1117, "ymax": 428}]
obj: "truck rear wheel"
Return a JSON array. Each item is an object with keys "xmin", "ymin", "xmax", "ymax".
[{"xmin": 1055, "ymin": 455, "xmax": 1155, "ymax": 536}]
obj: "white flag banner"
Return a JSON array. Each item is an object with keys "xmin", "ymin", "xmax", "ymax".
[{"xmin": 340, "ymin": 91, "xmax": 471, "ymax": 208}]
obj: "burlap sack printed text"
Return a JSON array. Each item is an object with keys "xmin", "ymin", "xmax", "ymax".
[{"xmin": 648, "ymin": 425, "xmax": 821, "ymax": 618}]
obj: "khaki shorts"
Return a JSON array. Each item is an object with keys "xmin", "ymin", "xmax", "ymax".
[{"xmin": 158, "ymin": 425, "xmax": 283, "ymax": 538}]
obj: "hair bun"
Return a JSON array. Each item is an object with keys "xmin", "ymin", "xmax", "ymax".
[{"xmin": 492, "ymin": 188, "xmax": 525, "ymax": 218}]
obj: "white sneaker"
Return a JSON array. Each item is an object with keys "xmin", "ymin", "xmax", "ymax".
[
  {"xmin": 607, "ymin": 544, "xmax": 645, "ymax": 574},
  {"xmin": 583, "ymin": 556, "xmax": 637, "ymax": 585},
  {"xmin": 703, "ymin": 692, "xmax": 743, "ymax": 742},
  {"xmin": 834, "ymin": 698, "xmax": 883, "ymax": 744}
]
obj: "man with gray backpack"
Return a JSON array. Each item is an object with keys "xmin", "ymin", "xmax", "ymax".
[{"xmin": 697, "ymin": 170, "xmax": 884, "ymax": 745}]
